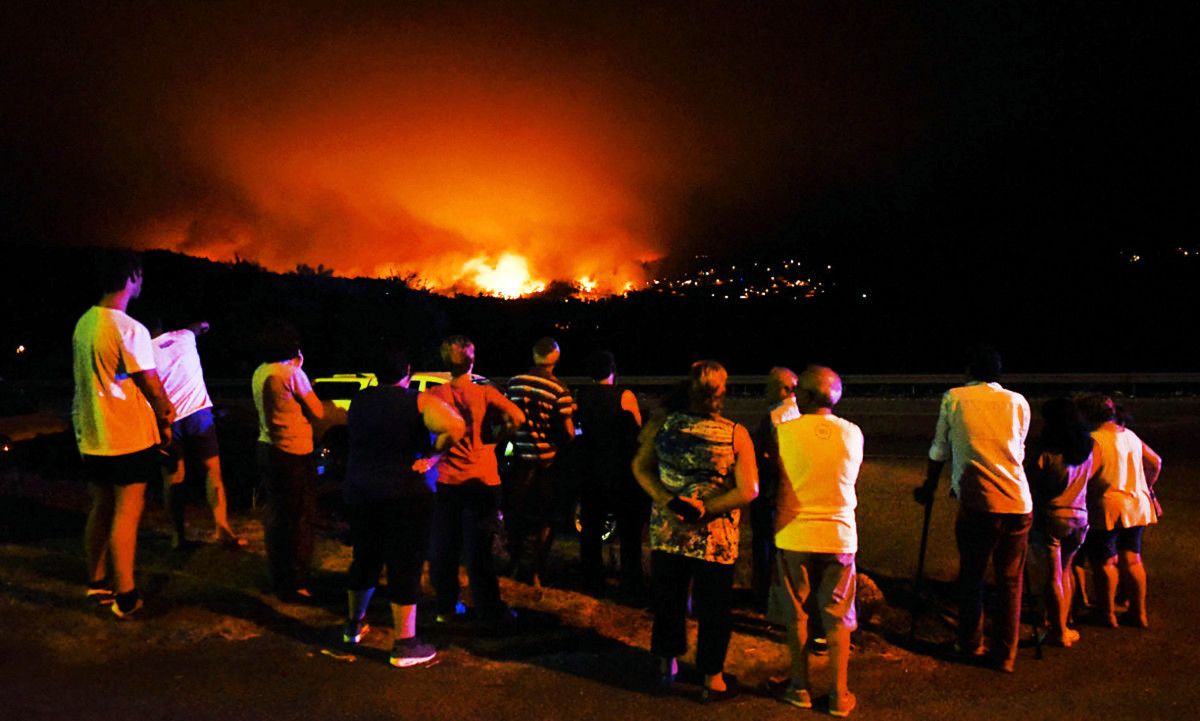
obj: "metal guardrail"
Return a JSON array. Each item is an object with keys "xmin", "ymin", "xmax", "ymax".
[{"xmin": 14, "ymin": 373, "xmax": 1200, "ymax": 399}]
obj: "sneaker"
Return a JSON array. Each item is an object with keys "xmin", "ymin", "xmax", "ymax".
[
  {"xmin": 389, "ymin": 638, "xmax": 437, "ymax": 668},
  {"xmin": 111, "ymin": 591, "xmax": 143, "ymax": 620},
  {"xmin": 830, "ymin": 691, "xmax": 857, "ymax": 717},
  {"xmin": 342, "ymin": 619, "xmax": 370, "ymax": 645},
  {"xmin": 780, "ymin": 684, "xmax": 813, "ymax": 709},
  {"xmin": 86, "ymin": 586, "xmax": 115, "ymax": 606},
  {"xmin": 435, "ymin": 601, "xmax": 469, "ymax": 624}
]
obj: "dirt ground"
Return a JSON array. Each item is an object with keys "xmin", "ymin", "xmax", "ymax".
[{"xmin": 2, "ymin": 396, "xmax": 1198, "ymax": 720}]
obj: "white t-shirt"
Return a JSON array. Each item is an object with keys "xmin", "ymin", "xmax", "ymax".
[
  {"xmin": 71, "ymin": 306, "xmax": 160, "ymax": 456},
  {"xmin": 252, "ymin": 361, "xmax": 315, "ymax": 454},
  {"xmin": 774, "ymin": 413, "xmax": 864, "ymax": 554},
  {"xmin": 770, "ymin": 395, "xmax": 801, "ymax": 426},
  {"xmin": 1090, "ymin": 425, "xmax": 1157, "ymax": 530},
  {"xmin": 928, "ymin": 382, "xmax": 1032, "ymax": 514},
  {"xmin": 152, "ymin": 329, "xmax": 213, "ymax": 421}
]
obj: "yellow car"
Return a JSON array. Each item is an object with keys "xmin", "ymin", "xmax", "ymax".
[
  {"xmin": 311, "ymin": 372, "xmax": 460, "ymax": 410},
  {"xmin": 310, "ymin": 371, "xmax": 489, "ymax": 481}
]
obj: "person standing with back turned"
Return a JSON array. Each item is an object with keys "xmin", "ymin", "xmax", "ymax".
[
  {"xmin": 150, "ymin": 319, "xmax": 244, "ymax": 549},
  {"xmin": 771, "ymin": 366, "xmax": 862, "ymax": 717},
  {"xmin": 73, "ymin": 251, "xmax": 175, "ymax": 619},
  {"xmin": 428, "ymin": 335, "xmax": 525, "ymax": 625},
  {"xmin": 504, "ymin": 337, "xmax": 575, "ymax": 586},
  {"xmin": 914, "ymin": 345, "xmax": 1031, "ymax": 673}
]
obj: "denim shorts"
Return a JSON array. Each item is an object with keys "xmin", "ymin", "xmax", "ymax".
[
  {"xmin": 1087, "ymin": 525, "xmax": 1145, "ymax": 562},
  {"xmin": 163, "ymin": 407, "xmax": 220, "ymax": 464}
]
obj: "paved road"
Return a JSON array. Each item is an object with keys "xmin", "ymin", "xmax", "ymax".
[{"xmin": 3, "ymin": 398, "xmax": 1198, "ymax": 720}]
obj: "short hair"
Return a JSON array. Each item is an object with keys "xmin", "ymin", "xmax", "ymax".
[
  {"xmin": 797, "ymin": 365, "xmax": 842, "ymax": 408},
  {"xmin": 966, "ymin": 344, "xmax": 1002, "ymax": 383},
  {"xmin": 688, "ymin": 360, "xmax": 727, "ymax": 415},
  {"xmin": 373, "ymin": 344, "xmax": 412, "ymax": 385},
  {"xmin": 1077, "ymin": 393, "xmax": 1116, "ymax": 427},
  {"xmin": 94, "ymin": 250, "xmax": 143, "ymax": 294},
  {"xmin": 440, "ymin": 335, "xmax": 476, "ymax": 376},
  {"xmin": 586, "ymin": 350, "xmax": 616, "ymax": 381},
  {"xmin": 532, "ymin": 337, "xmax": 560, "ymax": 365},
  {"xmin": 765, "ymin": 366, "xmax": 798, "ymax": 401},
  {"xmin": 259, "ymin": 322, "xmax": 301, "ymax": 364}
]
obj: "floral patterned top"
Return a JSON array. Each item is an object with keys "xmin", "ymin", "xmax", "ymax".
[{"xmin": 649, "ymin": 412, "xmax": 741, "ymax": 564}]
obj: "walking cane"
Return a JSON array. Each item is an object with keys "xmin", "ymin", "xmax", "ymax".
[{"xmin": 907, "ymin": 495, "xmax": 935, "ymax": 645}]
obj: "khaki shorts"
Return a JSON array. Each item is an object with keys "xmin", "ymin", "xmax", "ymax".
[{"xmin": 769, "ymin": 550, "xmax": 857, "ymax": 632}]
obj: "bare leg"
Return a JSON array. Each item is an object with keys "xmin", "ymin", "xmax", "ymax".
[
  {"xmin": 786, "ymin": 619, "xmax": 810, "ymax": 690},
  {"xmin": 202, "ymin": 455, "xmax": 236, "ymax": 538},
  {"xmin": 1072, "ymin": 562, "xmax": 1091, "ymax": 613},
  {"xmin": 110, "ymin": 483, "xmax": 147, "ymax": 594},
  {"xmin": 392, "ymin": 602, "xmax": 417, "ymax": 640},
  {"xmin": 162, "ymin": 460, "xmax": 187, "ymax": 547},
  {"xmin": 1118, "ymin": 550, "xmax": 1148, "ymax": 627},
  {"xmin": 85, "ymin": 484, "xmax": 115, "ymax": 584},
  {"xmin": 1056, "ymin": 547, "xmax": 1078, "ymax": 642},
  {"xmin": 1092, "ymin": 556, "xmax": 1120, "ymax": 627},
  {"xmin": 1045, "ymin": 544, "xmax": 1071, "ymax": 643},
  {"xmin": 828, "ymin": 624, "xmax": 852, "ymax": 698}
]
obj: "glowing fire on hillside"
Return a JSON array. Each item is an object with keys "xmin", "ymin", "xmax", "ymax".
[{"xmin": 121, "ymin": 27, "xmax": 681, "ymax": 299}]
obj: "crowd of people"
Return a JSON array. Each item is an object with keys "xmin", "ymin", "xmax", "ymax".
[{"xmin": 70, "ymin": 252, "xmax": 1165, "ymax": 715}]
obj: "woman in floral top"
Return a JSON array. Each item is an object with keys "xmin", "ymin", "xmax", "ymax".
[{"xmin": 633, "ymin": 360, "xmax": 758, "ymax": 702}]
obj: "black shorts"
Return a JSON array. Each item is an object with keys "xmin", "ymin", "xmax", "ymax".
[
  {"xmin": 1087, "ymin": 525, "xmax": 1146, "ymax": 562},
  {"xmin": 81, "ymin": 447, "xmax": 161, "ymax": 487},
  {"xmin": 162, "ymin": 408, "xmax": 220, "ymax": 465}
]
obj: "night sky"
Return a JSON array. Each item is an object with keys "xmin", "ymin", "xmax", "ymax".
[{"xmin": 2, "ymin": 2, "xmax": 1193, "ymax": 290}]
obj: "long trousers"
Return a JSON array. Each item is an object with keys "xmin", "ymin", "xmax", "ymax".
[
  {"xmin": 955, "ymin": 506, "xmax": 1032, "ymax": 663},
  {"xmin": 650, "ymin": 551, "xmax": 735, "ymax": 675},
  {"xmin": 257, "ymin": 444, "xmax": 316, "ymax": 592},
  {"xmin": 431, "ymin": 481, "xmax": 504, "ymax": 616}
]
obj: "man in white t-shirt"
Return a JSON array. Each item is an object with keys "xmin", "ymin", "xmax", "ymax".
[
  {"xmin": 914, "ymin": 345, "xmax": 1031, "ymax": 673},
  {"xmin": 770, "ymin": 366, "xmax": 863, "ymax": 717},
  {"xmin": 252, "ymin": 328, "xmax": 325, "ymax": 599},
  {"xmin": 151, "ymin": 320, "xmax": 243, "ymax": 549},
  {"xmin": 72, "ymin": 251, "xmax": 175, "ymax": 619}
]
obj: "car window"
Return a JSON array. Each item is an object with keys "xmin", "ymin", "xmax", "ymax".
[{"xmin": 313, "ymin": 380, "xmax": 366, "ymax": 401}]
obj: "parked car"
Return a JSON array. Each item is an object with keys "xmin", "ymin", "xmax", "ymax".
[{"xmin": 310, "ymin": 371, "xmax": 490, "ymax": 482}]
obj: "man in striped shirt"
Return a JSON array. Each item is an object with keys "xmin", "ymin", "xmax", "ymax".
[{"xmin": 504, "ymin": 337, "xmax": 576, "ymax": 585}]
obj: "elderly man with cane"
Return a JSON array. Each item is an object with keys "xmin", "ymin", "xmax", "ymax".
[{"xmin": 913, "ymin": 345, "xmax": 1031, "ymax": 673}]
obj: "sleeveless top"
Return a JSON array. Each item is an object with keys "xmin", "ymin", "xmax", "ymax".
[
  {"xmin": 575, "ymin": 384, "xmax": 639, "ymax": 476},
  {"xmin": 1089, "ymin": 425, "xmax": 1157, "ymax": 530},
  {"xmin": 649, "ymin": 412, "xmax": 741, "ymax": 564},
  {"xmin": 344, "ymin": 386, "xmax": 435, "ymax": 503}
]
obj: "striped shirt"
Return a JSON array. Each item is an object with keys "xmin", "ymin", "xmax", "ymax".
[{"xmin": 506, "ymin": 368, "xmax": 575, "ymax": 463}]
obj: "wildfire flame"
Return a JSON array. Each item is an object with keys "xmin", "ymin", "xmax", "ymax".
[
  {"xmin": 461, "ymin": 254, "xmax": 547, "ymax": 299},
  {"xmin": 123, "ymin": 25, "xmax": 682, "ymax": 298}
]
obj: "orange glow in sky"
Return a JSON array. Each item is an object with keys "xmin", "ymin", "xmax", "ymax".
[{"xmin": 127, "ymin": 27, "xmax": 691, "ymax": 297}]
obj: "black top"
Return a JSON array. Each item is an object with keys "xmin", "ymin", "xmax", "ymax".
[
  {"xmin": 575, "ymin": 384, "xmax": 639, "ymax": 483},
  {"xmin": 344, "ymin": 385, "xmax": 434, "ymax": 503}
]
